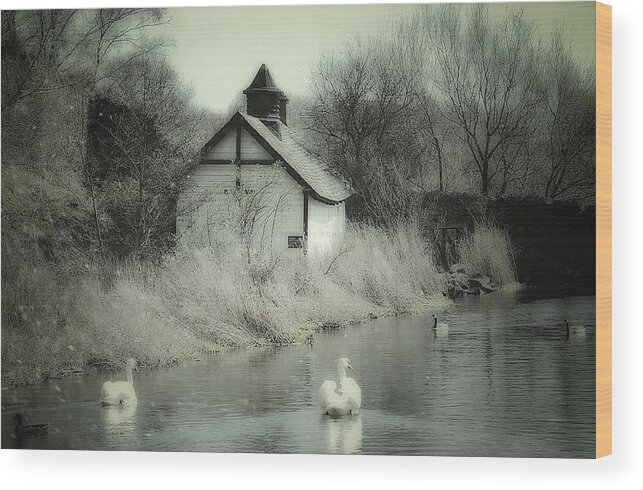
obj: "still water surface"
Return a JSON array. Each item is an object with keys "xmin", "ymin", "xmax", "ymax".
[{"xmin": 1, "ymin": 290, "xmax": 595, "ymax": 457}]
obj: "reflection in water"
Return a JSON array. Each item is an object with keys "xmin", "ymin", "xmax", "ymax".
[
  {"xmin": 101, "ymin": 402, "xmax": 138, "ymax": 447},
  {"xmin": 102, "ymin": 403, "xmax": 137, "ymax": 427},
  {"xmin": 568, "ymin": 332, "xmax": 586, "ymax": 343},
  {"xmin": 324, "ymin": 415, "xmax": 363, "ymax": 454},
  {"xmin": 1, "ymin": 292, "xmax": 596, "ymax": 457}
]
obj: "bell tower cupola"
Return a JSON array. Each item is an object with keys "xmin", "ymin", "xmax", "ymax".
[{"xmin": 243, "ymin": 64, "xmax": 288, "ymax": 126}]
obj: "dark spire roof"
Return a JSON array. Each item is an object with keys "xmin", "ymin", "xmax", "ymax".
[{"xmin": 243, "ymin": 64, "xmax": 282, "ymax": 93}]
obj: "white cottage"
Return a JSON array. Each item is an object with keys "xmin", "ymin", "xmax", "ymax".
[{"xmin": 177, "ymin": 65, "xmax": 351, "ymax": 256}]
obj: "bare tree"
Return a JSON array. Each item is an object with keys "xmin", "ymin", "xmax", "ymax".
[
  {"xmin": 537, "ymin": 31, "xmax": 596, "ymax": 202},
  {"xmin": 2, "ymin": 8, "xmax": 170, "ymax": 263},
  {"xmin": 89, "ymin": 53, "xmax": 205, "ymax": 260},
  {"xmin": 413, "ymin": 90, "xmax": 450, "ymax": 192},
  {"xmin": 306, "ymin": 38, "xmax": 425, "ymax": 225},
  {"xmin": 1, "ymin": 9, "xmax": 80, "ymax": 112},
  {"xmin": 417, "ymin": 4, "xmax": 543, "ymax": 197},
  {"xmin": 1, "ymin": 9, "xmax": 166, "ymax": 112}
]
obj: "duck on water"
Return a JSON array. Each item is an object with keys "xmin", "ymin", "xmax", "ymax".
[
  {"xmin": 565, "ymin": 320, "xmax": 586, "ymax": 340},
  {"xmin": 13, "ymin": 413, "xmax": 48, "ymax": 437}
]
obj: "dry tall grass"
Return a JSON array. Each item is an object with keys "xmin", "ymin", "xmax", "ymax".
[
  {"xmin": 328, "ymin": 225, "xmax": 443, "ymax": 312},
  {"xmin": 2, "ymin": 223, "xmax": 512, "ymax": 386},
  {"xmin": 456, "ymin": 223, "xmax": 517, "ymax": 285}
]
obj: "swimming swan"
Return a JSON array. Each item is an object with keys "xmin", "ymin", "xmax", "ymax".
[
  {"xmin": 431, "ymin": 314, "xmax": 449, "ymax": 337},
  {"xmin": 101, "ymin": 358, "xmax": 137, "ymax": 407},
  {"xmin": 565, "ymin": 320, "xmax": 586, "ymax": 339},
  {"xmin": 319, "ymin": 357, "xmax": 361, "ymax": 417}
]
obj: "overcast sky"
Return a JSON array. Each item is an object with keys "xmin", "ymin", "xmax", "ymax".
[{"xmin": 157, "ymin": 2, "xmax": 596, "ymax": 113}]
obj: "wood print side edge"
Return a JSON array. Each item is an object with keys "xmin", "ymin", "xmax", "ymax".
[{"xmin": 595, "ymin": 1, "xmax": 612, "ymax": 459}]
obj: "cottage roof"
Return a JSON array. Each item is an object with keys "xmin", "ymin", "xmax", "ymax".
[
  {"xmin": 240, "ymin": 113, "xmax": 351, "ymax": 202},
  {"xmin": 199, "ymin": 112, "xmax": 351, "ymax": 203}
]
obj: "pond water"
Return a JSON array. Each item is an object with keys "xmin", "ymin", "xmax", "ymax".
[{"xmin": 1, "ymin": 290, "xmax": 596, "ymax": 457}]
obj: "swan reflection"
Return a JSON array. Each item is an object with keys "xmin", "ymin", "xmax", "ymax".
[
  {"xmin": 100, "ymin": 401, "xmax": 138, "ymax": 448},
  {"xmin": 102, "ymin": 402, "xmax": 137, "ymax": 433},
  {"xmin": 324, "ymin": 415, "xmax": 363, "ymax": 454}
]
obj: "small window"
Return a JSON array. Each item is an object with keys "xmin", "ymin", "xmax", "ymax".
[{"xmin": 288, "ymin": 236, "xmax": 304, "ymax": 249}]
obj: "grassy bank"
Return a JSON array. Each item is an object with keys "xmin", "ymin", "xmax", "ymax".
[{"xmin": 1, "ymin": 224, "xmax": 514, "ymax": 386}]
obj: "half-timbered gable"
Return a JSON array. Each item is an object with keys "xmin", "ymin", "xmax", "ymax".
[{"xmin": 177, "ymin": 65, "xmax": 351, "ymax": 256}]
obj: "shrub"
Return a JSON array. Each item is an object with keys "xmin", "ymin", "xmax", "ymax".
[{"xmin": 456, "ymin": 223, "xmax": 517, "ymax": 285}]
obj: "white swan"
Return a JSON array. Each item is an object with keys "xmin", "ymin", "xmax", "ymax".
[
  {"xmin": 565, "ymin": 320, "xmax": 586, "ymax": 339},
  {"xmin": 319, "ymin": 357, "xmax": 361, "ymax": 417},
  {"xmin": 431, "ymin": 314, "xmax": 449, "ymax": 337},
  {"xmin": 101, "ymin": 358, "xmax": 138, "ymax": 407}
]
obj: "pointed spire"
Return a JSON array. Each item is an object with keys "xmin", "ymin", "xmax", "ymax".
[
  {"xmin": 244, "ymin": 64, "xmax": 281, "ymax": 93},
  {"xmin": 243, "ymin": 64, "xmax": 288, "ymax": 125}
]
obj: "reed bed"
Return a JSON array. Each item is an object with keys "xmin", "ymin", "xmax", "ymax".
[
  {"xmin": 455, "ymin": 223, "xmax": 517, "ymax": 285},
  {"xmin": 2, "ymin": 223, "xmax": 514, "ymax": 386}
]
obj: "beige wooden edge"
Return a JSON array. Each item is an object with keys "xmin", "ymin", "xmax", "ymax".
[{"xmin": 595, "ymin": 1, "xmax": 612, "ymax": 459}]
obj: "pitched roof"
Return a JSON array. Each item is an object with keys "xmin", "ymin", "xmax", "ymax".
[
  {"xmin": 243, "ymin": 64, "xmax": 282, "ymax": 93},
  {"xmin": 238, "ymin": 112, "xmax": 351, "ymax": 203}
]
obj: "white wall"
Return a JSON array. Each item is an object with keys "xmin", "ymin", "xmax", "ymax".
[
  {"xmin": 239, "ymin": 164, "xmax": 303, "ymax": 255},
  {"xmin": 176, "ymin": 164, "xmax": 236, "ymax": 247},
  {"xmin": 177, "ymin": 163, "xmax": 304, "ymax": 255},
  {"xmin": 179, "ymin": 125, "xmax": 346, "ymax": 256},
  {"xmin": 240, "ymin": 128, "xmax": 272, "ymax": 160},
  {"xmin": 203, "ymin": 127, "xmax": 273, "ymax": 161},
  {"xmin": 307, "ymin": 197, "xmax": 346, "ymax": 257},
  {"xmin": 203, "ymin": 129, "xmax": 235, "ymax": 160}
]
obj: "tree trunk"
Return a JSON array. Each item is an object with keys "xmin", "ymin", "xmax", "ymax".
[
  {"xmin": 436, "ymin": 143, "xmax": 444, "ymax": 192},
  {"xmin": 481, "ymin": 161, "xmax": 489, "ymax": 196}
]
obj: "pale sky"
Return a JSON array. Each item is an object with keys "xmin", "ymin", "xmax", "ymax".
[{"xmin": 158, "ymin": 2, "xmax": 596, "ymax": 113}]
